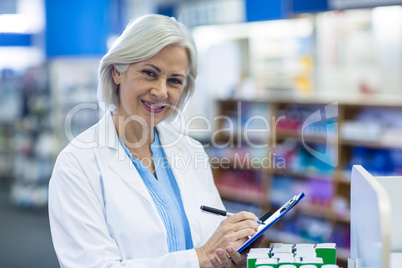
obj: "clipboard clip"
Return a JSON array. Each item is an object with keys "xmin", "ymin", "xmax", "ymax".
[{"xmin": 280, "ymin": 195, "xmax": 297, "ymax": 213}]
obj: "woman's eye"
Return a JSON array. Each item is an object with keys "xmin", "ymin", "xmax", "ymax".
[
  {"xmin": 143, "ymin": 70, "xmax": 155, "ymax": 77},
  {"xmin": 169, "ymin": 78, "xmax": 183, "ymax": 85}
]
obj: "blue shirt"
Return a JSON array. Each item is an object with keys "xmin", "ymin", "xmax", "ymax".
[{"xmin": 118, "ymin": 129, "xmax": 194, "ymax": 252}]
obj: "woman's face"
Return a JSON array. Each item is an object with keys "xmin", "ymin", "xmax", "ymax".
[{"xmin": 112, "ymin": 45, "xmax": 189, "ymax": 128}]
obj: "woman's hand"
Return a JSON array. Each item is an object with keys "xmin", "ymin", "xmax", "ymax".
[
  {"xmin": 209, "ymin": 234, "xmax": 265, "ymax": 268},
  {"xmin": 210, "ymin": 246, "xmax": 245, "ymax": 268},
  {"xmin": 195, "ymin": 211, "xmax": 260, "ymax": 268}
]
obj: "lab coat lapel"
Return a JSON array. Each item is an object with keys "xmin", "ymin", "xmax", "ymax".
[
  {"xmin": 156, "ymin": 123, "xmax": 188, "ymax": 191},
  {"xmin": 108, "ymin": 146, "xmax": 155, "ymax": 205},
  {"xmin": 98, "ymin": 112, "xmax": 155, "ymax": 205}
]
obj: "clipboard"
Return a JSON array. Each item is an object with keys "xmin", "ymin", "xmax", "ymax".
[{"xmin": 237, "ymin": 192, "xmax": 305, "ymax": 253}]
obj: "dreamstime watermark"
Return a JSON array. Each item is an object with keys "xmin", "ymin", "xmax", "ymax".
[{"xmin": 63, "ymin": 101, "xmax": 339, "ymax": 169}]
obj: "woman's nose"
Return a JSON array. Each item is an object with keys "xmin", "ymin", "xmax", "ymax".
[{"xmin": 150, "ymin": 80, "xmax": 168, "ymax": 100}]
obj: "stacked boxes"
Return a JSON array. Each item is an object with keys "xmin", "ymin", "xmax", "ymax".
[
  {"xmin": 247, "ymin": 243, "xmax": 337, "ymax": 268},
  {"xmin": 315, "ymin": 244, "xmax": 337, "ymax": 265},
  {"xmin": 247, "ymin": 248, "xmax": 271, "ymax": 268},
  {"xmin": 255, "ymin": 258, "xmax": 280, "ymax": 267}
]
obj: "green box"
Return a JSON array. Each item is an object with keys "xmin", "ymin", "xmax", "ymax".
[
  {"xmin": 294, "ymin": 248, "xmax": 317, "ymax": 258},
  {"xmin": 248, "ymin": 257, "xmax": 257, "ymax": 268},
  {"xmin": 292, "ymin": 257, "xmax": 301, "ymax": 268},
  {"xmin": 271, "ymin": 244, "xmax": 294, "ymax": 254},
  {"xmin": 300, "ymin": 257, "xmax": 323, "ymax": 268},
  {"xmin": 315, "ymin": 243, "xmax": 336, "ymax": 265},
  {"xmin": 256, "ymin": 258, "xmax": 278, "ymax": 268},
  {"xmin": 294, "ymin": 244, "xmax": 315, "ymax": 250},
  {"xmin": 248, "ymin": 252, "xmax": 271, "ymax": 268},
  {"xmin": 272, "ymin": 253, "xmax": 294, "ymax": 259},
  {"xmin": 277, "ymin": 255, "xmax": 296, "ymax": 267}
]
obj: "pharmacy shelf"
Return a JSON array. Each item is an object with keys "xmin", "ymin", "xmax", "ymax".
[
  {"xmin": 341, "ymin": 139, "xmax": 402, "ymax": 150},
  {"xmin": 212, "ymin": 98, "xmax": 402, "ymax": 262},
  {"xmin": 270, "ymin": 168, "xmax": 334, "ymax": 181},
  {"xmin": 276, "ymin": 130, "xmax": 332, "ymax": 145},
  {"xmin": 217, "ymin": 189, "xmax": 267, "ymax": 206},
  {"xmin": 337, "ymin": 247, "xmax": 351, "ymax": 261}
]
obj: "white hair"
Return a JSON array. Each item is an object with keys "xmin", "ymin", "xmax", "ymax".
[{"xmin": 97, "ymin": 14, "xmax": 198, "ymax": 119}]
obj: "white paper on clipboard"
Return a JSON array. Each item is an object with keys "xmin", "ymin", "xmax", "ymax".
[{"xmin": 237, "ymin": 192, "xmax": 305, "ymax": 253}]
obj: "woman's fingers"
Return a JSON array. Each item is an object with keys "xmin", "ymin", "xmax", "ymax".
[
  {"xmin": 212, "ymin": 247, "xmax": 245, "ymax": 268},
  {"xmin": 227, "ymin": 211, "xmax": 258, "ymax": 224},
  {"xmin": 226, "ymin": 246, "xmax": 242, "ymax": 264},
  {"xmin": 210, "ymin": 256, "xmax": 223, "ymax": 268},
  {"xmin": 230, "ymin": 222, "xmax": 258, "ymax": 240},
  {"xmin": 200, "ymin": 210, "xmax": 260, "ymax": 266},
  {"xmin": 215, "ymin": 212, "xmax": 259, "ymax": 250},
  {"xmin": 237, "ymin": 219, "xmax": 259, "ymax": 232},
  {"xmin": 217, "ymin": 248, "xmax": 233, "ymax": 267},
  {"xmin": 227, "ymin": 230, "xmax": 255, "ymax": 246},
  {"xmin": 220, "ymin": 217, "xmax": 258, "ymax": 237},
  {"xmin": 227, "ymin": 213, "xmax": 259, "ymax": 236}
]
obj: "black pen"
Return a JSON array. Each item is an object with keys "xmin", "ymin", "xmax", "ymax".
[{"xmin": 200, "ymin": 205, "xmax": 265, "ymax": 225}]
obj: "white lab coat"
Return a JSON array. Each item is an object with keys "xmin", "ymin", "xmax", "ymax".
[{"xmin": 49, "ymin": 112, "xmax": 225, "ymax": 268}]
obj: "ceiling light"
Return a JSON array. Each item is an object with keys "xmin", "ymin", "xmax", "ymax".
[{"xmin": 0, "ymin": 14, "xmax": 29, "ymax": 33}]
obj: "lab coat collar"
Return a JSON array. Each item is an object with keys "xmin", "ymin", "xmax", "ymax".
[
  {"xmin": 98, "ymin": 111, "xmax": 189, "ymax": 206},
  {"xmin": 96, "ymin": 111, "xmax": 185, "ymax": 152},
  {"xmin": 97, "ymin": 112, "xmax": 199, "ymax": 241},
  {"xmin": 97, "ymin": 111, "xmax": 119, "ymax": 149},
  {"xmin": 155, "ymin": 122, "xmax": 190, "ymax": 192},
  {"xmin": 97, "ymin": 112, "xmax": 155, "ymax": 206}
]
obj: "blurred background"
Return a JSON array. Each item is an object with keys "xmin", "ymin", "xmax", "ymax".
[{"xmin": 1, "ymin": 0, "xmax": 402, "ymax": 267}]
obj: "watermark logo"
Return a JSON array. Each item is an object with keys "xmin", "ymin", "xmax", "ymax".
[
  {"xmin": 301, "ymin": 101, "xmax": 338, "ymax": 167},
  {"xmin": 62, "ymin": 100, "xmax": 339, "ymax": 170}
]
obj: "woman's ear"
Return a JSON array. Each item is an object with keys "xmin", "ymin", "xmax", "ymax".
[{"xmin": 112, "ymin": 67, "xmax": 121, "ymax": 85}]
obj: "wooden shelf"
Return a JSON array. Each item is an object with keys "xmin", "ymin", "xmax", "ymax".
[
  {"xmin": 211, "ymin": 136, "xmax": 271, "ymax": 150},
  {"xmin": 276, "ymin": 129, "xmax": 331, "ymax": 144},
  {"xmin": 270, "ymin": 168, "xmax": 334, "ymax": 181},
  {"xmin": 338, "ymin": 177, "xmax": 351, "ymax": 185},
  {"xmin": 299, "ymin": 204, "xmax": 333, "ymax": 219},
  {"xmin": 337, "ymin": 247, "xmax": 351, "ymax": 261},
  {"xmin": 210, "ymin": 159, "xmax": 264, "ymax": 171},
  {"xmin": 278, "ymin": 131, "xmax": 402, "ymax": 150},
  {"xmin": 341, "ymin": 139, "xmax": 402, "ymax": 150},
  {"xmin": 217, "ymin": 185, "xmax": 267, "ymax": 206},
  {"xmin": 211, "ymin": 98, "xmax": 402, "ymax": 258},
  {"xmin": 271, "ymin": 202, "xmax": 351, "ymax": 223},
  {"xmin": 334, "ymin": 213, "xmax": 350, "ymax": 223}
]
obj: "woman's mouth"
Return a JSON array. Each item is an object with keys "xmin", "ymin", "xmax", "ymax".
[{"xmin": 141, "ymin": 100, "xmax": 167, "ymax": 113}]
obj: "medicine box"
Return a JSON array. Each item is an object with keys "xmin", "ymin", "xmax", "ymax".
[{"xmin": 247, "ymin": 243, "xmax": 337, "ymax": 268}]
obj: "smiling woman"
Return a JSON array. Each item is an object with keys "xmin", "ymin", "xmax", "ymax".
[
  {"xmin": 112, "ymin": 45, "xmax": 189, "ymax": 129},
  {"xmin": 48, "ymin": 14, "xmax": 262, "ymax": 268}
]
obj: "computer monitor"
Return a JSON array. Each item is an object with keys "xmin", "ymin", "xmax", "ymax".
[{"xmin": 351, "ymin": 165, "xmax": 391, "ymax": 268}]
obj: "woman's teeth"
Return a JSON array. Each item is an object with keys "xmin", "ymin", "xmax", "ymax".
[{"xmin": 144, "ymin": 102, "xmax": 164, "ymax": 109}]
